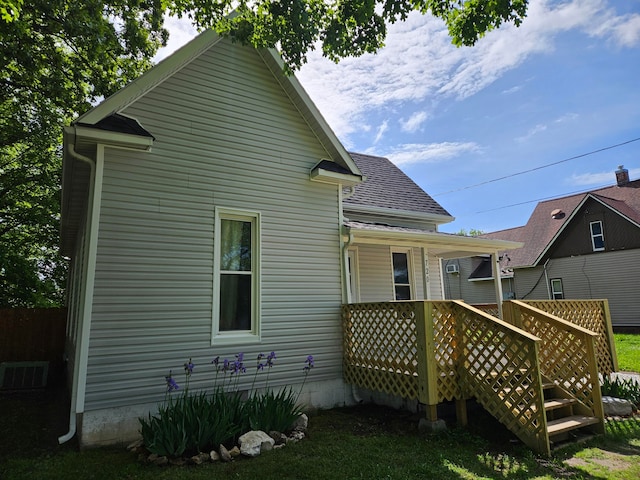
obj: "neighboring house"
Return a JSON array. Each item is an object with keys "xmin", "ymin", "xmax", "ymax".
[
  {"xmin": 59, "ymin": 29, "xmax": 520, "ymax": 447},
  {"xmin": 444, "ymin": 166, "xmax": 640, "ymax": 328}
]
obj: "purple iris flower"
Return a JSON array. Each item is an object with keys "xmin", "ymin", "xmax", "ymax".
[
  {"xmin": 184, "ymin": 358, "xmax": 194, "ymax": 376},
  {"xmin": 165, "ymin": 372, "xmax": 180, "ymax": 392}
]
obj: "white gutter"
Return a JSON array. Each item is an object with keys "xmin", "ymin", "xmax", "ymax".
[{"xmin": 58, "ymin": 136, "xmax": 104, "ymax": 444}]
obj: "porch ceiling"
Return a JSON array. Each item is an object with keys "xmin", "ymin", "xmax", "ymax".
[{"xmin": 344, "ymin": 221, "xmax": 523, "ymax": 259}]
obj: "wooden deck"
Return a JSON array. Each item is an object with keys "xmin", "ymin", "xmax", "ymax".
[{"xmin": 342, "ymin": 299, "xmax": 612, "ymax": 456}]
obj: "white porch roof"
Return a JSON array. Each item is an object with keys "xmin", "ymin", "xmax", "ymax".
[{"xmin": 344, "ymin": 221, "xmax": 523, "ymax": 259}]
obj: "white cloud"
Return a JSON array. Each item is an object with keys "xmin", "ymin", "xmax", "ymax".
[
  {"xmin": 374, "ymin": 120, "xmax": 389, "ymax": 144},
  {"xmin": 297, "ymin": 0, "xmax": 639, "ymax": 141},
  {"xmin": 517, "ymin": 123, "xmax": 547, "ymax": 142},
  {"xmin": 502, "ymin": 85, "xmax": 523, "ymax": 95},
  {"xmin": 570, "ymin": 167, "xmax": 640, "ymax": 186},
  {"xmin": 155, "ymin": 1, "xmax": 639, "ymax": 144},
  {"xmin": 383, "ymin": 142, "xmax": 481, "ymax": 167},
  {"xmin": 554, "ymin": 113, "xmax": 579, "ymax": 123},
  {"xmin": 154, "ymin": 15, "xmax": 199, "ymax": 63},
  {"xmin": 400, "ymin": 111, "xmax": 429, "ymax": 133},
  {"xmin": 592, "ymin": 13, "xmax": 640, "ymax": 47}
]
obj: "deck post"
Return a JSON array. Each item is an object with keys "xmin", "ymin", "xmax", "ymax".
[
  {"xmin": 491, "ymin": 251, "xmax": 504, "ymax": 319},
  {"xmin": 416, "ymin": 301, "xmax": 445, "ymax": 431},
  {"xmin": 601, "ymin": 299, "xmax": 618, "ymax": 372}
]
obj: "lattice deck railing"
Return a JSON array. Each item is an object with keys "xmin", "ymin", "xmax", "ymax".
[
  {"xmin": 450, "ymin": 301, "xmax": 548, "ymax": 454},
  {"xmin": 342, "ymin": 300, "xmax": 550, "ymax": 454},
  {"xmin": 515, "ymin": 299, "xmax": 617, "ymax": 375},
  {"xmin": 503, "ymin": 300, "xmax": 605, "ymax": 433}
]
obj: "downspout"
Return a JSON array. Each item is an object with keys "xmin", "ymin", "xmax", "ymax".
[
  {"xmin": 58, "ymin": 137, "xmax": 103, "ymax": 444},
  {"xmin": 543, "ymin": 258, "xmax": 551, "ymax": 299},
  {"xmin": 339, "ymin": 185, "xmax": 362, "ymax": 403}
]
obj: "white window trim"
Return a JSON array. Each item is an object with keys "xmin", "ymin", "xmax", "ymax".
[
  {"xmin": 347, "ymin": 247, "xmax": 361, "ymax": 303},
  {"xmin": 550, "ymin": 278, "xmax": 564, "ymax": 300},
  {"xmin": 212, "ymin": 207, "xmax": 261, "ymax": 346},
  {"xmin": 590, "ymin": 220, "xmax": 605, "ymax": 252},
  {"xmin": 390, "ymin": 247, "xmax": 415, "ymax": 301}
]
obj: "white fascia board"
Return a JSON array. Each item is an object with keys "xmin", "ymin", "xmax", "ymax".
[
  {"xmin": 310, "ymin": 167, "xmax": 363, "ymax": 187},
  {"xmin": 78, "ymin": 29, "xmax": 223, "ymax": 125},
  {"xmin": 345, "ymin": 204, "xmax": 455, "ymax": 225},
  {"xmin": 347, "ymin": 225, "xmax": 523, "ymax": 252},
  {"xmin": 73, "ymin": 126, "xmax": 154, "ymax": 150}
]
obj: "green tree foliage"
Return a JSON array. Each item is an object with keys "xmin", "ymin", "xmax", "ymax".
[
  {"xmin": 169, "ymin": 0, "xmax": 529, "ymax": 71},
  {"xmin": 0, "ymin": 1, "xmax": 168, "ymax": 306},
  {"xmin": 456, "ymin": 228, "xmax": 485, "ymax": 237}
]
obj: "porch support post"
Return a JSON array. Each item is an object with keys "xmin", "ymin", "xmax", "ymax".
[
  {"xmin": 421, "ymin": 247, "xmax": 430, "ymax": 300},
  {"xmin": 416, "ymin": 301, "xmax": 446, "ymax": 432},
  {"xmin": 491, "ymin": 251, "xmax": 504, "ymax": 318}
]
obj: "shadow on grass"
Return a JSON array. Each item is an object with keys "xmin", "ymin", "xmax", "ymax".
[{"xmin": 0, "ymin": 391, "xmax": 636, "ymax": 479}]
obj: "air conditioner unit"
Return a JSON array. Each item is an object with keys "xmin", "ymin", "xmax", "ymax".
[{"xmin": 445, "ymin": 264, "xmax": 459, "ymax": 274}]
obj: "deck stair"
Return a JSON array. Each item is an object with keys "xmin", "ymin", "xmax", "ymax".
[{"xmin": 488, "ymin": 369, "xmax": 602, "ymax": 450}]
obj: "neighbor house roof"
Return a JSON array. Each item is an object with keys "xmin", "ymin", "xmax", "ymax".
[
  {"xmin": 483, "ymin": 179, "xmax": 640, "ymax": 267},
  {"xmin": 344, "ymin": 152, "xmax": 453, "ymax": 223}
]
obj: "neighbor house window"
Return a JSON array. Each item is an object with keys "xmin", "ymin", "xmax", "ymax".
[
  {"xmin": 550, "ymin": 278, "xmax": 564, "ymax": 300},
  {"xmin": 391, "ymin": 248, "xmax": 413, "ymax": 300},
  {"xmin": 590, "ymin": 221, "xmax": 605, "ymax": 251},
  {"xmin": 213, "ymin": 207, "xmax": 260, "ymax": 345}
]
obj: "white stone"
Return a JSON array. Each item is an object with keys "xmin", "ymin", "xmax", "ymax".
[
  {"xmin": 602, "ymin": 396, "xmax": 634, "ymax": 417},
  {"xmin": 239, "ymin": 430, "xmax": 275, "ymax": 457},
  {"xmin": 291, "ymin": 413, "xmax": 309, "ymax": 432}
]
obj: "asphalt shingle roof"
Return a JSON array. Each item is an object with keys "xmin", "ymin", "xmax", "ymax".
[
  {"xmin": 344, "ymin": 152, "xmax": 451, "ymax": 217},
  {"xmin": 483, "ymin": 179, "xmax": 640, "ymax": 267}
]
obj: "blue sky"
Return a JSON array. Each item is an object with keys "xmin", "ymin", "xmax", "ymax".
[{"xmin": 159, "ymin": 0, "xmax": 640, "ymax": 234}]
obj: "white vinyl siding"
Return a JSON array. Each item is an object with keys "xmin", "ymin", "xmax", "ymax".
[{"xmin": 84, "ymin": 40, "xmax": 344, "ymax": 410}]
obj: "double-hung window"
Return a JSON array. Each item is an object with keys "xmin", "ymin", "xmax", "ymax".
[
  {"xmin": 391, "ymin": 248, "xmax": 413, "ymax": 300},
  {"xmin": 213, "ymin": 207, "xmax": 260, "ymax": 345},
  {"xmin": 589, "ymin": 221, "xmax": 605, "ymax": 251},
  {"xmin": 550, "ymin": 278, "xmax": 564, "ymax": 300}
]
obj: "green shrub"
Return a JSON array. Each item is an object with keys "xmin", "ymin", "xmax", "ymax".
[
  {"xmin": 601, "ymin": 375, "xmax": 640, "ymax": 408},
  {"xmin": 244, "ymin": 387, "xmax": 304, "ymax": 433},
  {"xmin": 139, "ymin": 351, "xmax": 314, "ymax": 457},
  {"xmin": 139, "ymin": 390, "xmax": 241, "ymax": 457}
]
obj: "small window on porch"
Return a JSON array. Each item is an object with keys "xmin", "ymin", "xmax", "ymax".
[
  {"xmin": 550, "ymin": 278, "xmax": 564, "ymax": 300},
  {"xmin": 590, "ymin": 221, "xmax": 605, "ymax": 251},
  {"xmin": 391, "ymin": 249, "xmax": 413, "ymax": 300}
]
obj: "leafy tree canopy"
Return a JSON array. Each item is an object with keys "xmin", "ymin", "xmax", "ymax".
[
  {"xmin": 169, "ymin": 0, "xmax": 529, "ymax": 70},
  {"xmin": 0, "ymin": 1, "xmax": 168, "ymax": 307},
  {"xmin": 1, "ymin": 0, "xmax": 528, "ymax": 307}
]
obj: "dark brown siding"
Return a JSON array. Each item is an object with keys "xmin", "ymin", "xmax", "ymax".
[{"xmin": 549, "ymin": 197, "xmax": 640, "ymax": 259}]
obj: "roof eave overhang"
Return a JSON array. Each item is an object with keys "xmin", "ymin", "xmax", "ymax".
[
  {"xmin": 344, "ymin": 204, "xmax": 455, "ymax": 225},
  {"xmin": 345, "ymin": 224, "xmax": 523, "ymax": 258},
  {"xmin": 72, "ymin": 125, "xmax": 154, "ymax": 151},
  {"xmin": 310, "ymin": 167, "xmax": 363, "ymax": 187}
]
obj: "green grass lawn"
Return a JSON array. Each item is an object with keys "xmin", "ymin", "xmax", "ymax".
[
  {"xmin": 0, "ymin": 334, "xmax": 637, "ymax": 479},
  {"xmin": 614, "ymin": 333, "xmax": 640, "ymax": 372},
  {"xmin": 1, "ymin": 390, "xmax": 639, "ymax": 480}
]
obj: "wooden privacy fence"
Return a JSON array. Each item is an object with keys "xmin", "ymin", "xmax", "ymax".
[{"xmin": 0, "ymin": 308, "xmax": 67, "ymax": 388}]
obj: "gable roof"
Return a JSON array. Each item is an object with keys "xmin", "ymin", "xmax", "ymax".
[
  {"xmin": 344, "ymin": 152, "xmax": 453, "ymax": 223},
  {"xmin": 72, "ymin": 28, "xmax": 361, "ymax": 177},
  {"xmin": 483, "ymin": 179, "xmax": 640, "ymax": 267}
]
